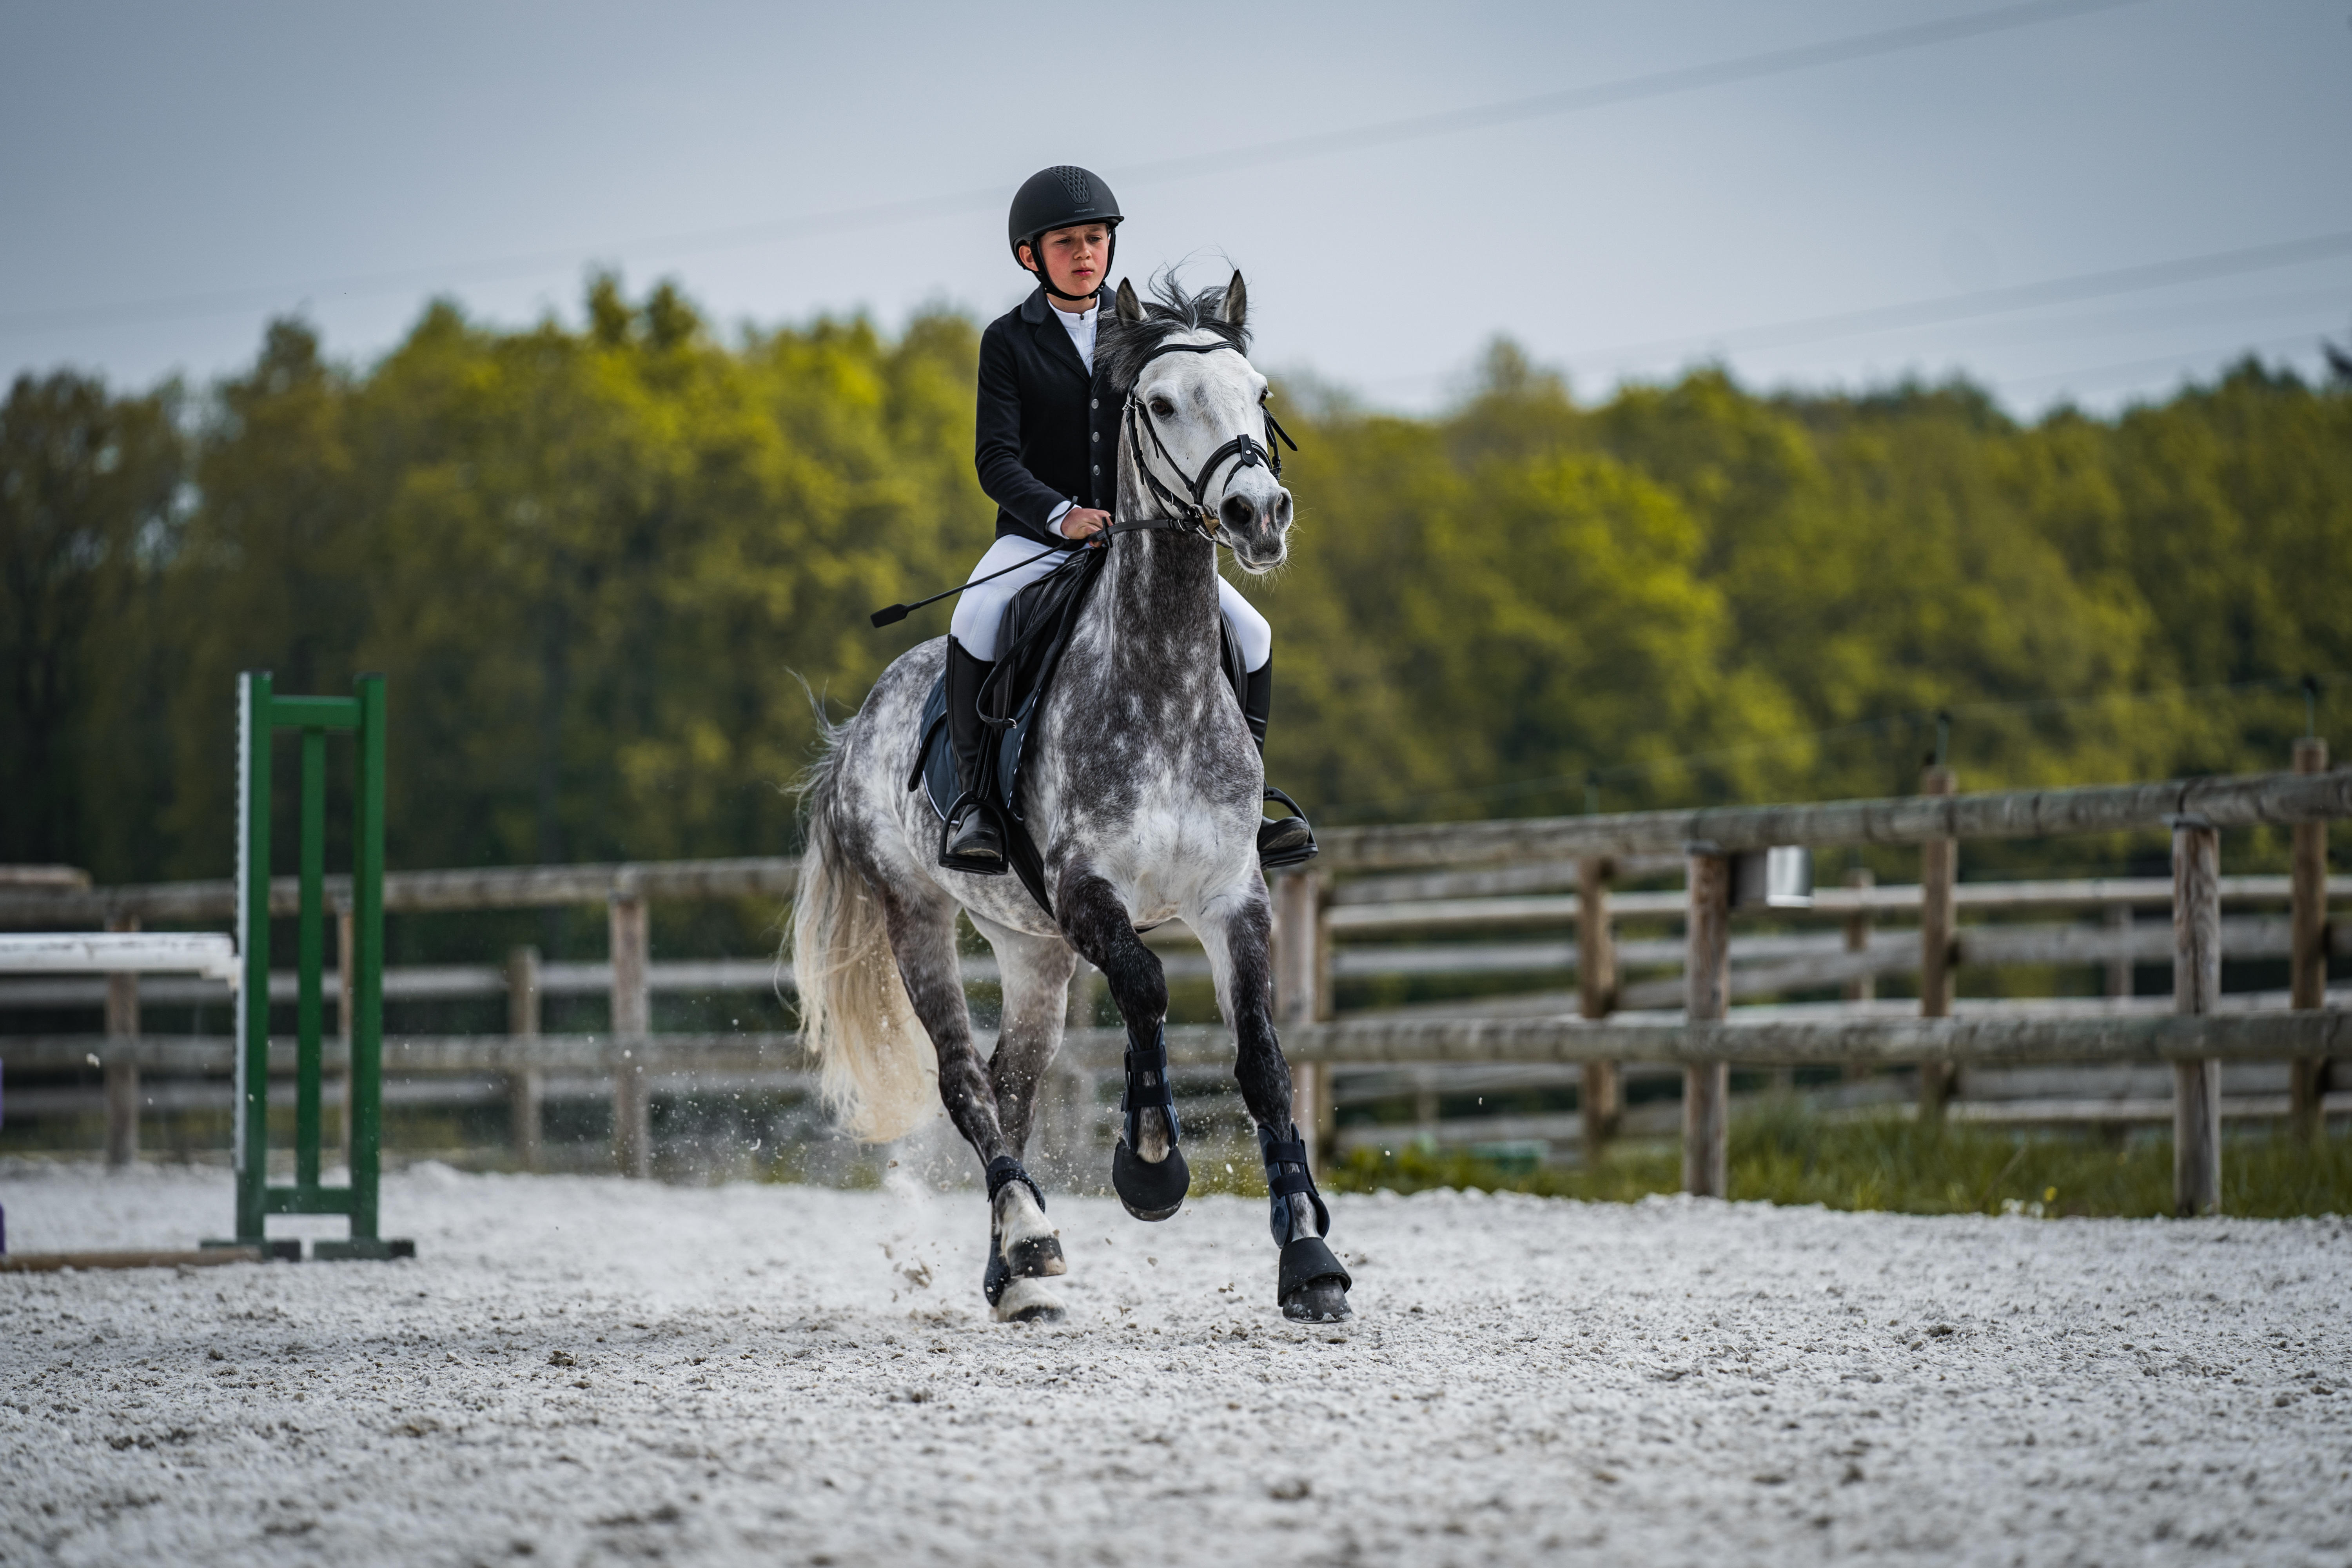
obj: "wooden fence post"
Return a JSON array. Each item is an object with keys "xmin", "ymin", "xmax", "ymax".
[
  {"xmin": 608, "ymin": 895, "xmax": 652, "ymax": 1179},
  {"xmin": 1841, "ymin": 867, "xmax": 1875, "ymax": 1005},
  {"xmin": 103, "ymin": 913, "xmax": 139, "ymax": 1168},
  {"xmin": 2171, "ymin": 815, "xmax": 2222, "ymax": 1216},
  {"xmin": 1039, "ymin": 963, "xmax": 1104, "ymax": 1174},
  {"xmin": 1917, "ymin": 766, "xmax": 1959, "ymax": 1120},
  {"xmin": 1577, "ymin": 856, "xmax": 1621, "ymax": 1158},
  {"xmin": 1683, "ymin": 849, "xmax": 1731, "ymax": 1196},
  {"xmin": 2290, "ymin": 737, "xmax": 2331, "ymax": 1140},
  {"xmin": 506, "ymin": 945, "xmax": 544, "ymax": 1169},
  {"xmin": 1272, "ymin": 868, "xmax": 1328, "ymax": 1171}
]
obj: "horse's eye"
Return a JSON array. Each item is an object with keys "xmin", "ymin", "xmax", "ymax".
[{"xmin": 1149, "ymin": 397, "xmax": 1175, "ymax": 418}]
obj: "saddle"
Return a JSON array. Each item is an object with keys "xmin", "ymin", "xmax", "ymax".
[{"xmin": 912, "ymin": 547, "xmax": 1248, "ymax": 916}]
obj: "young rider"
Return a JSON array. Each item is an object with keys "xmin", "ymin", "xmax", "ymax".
[{"xmin": 942, "ymin": 163, "xmax": 1310, "ymax": 874}]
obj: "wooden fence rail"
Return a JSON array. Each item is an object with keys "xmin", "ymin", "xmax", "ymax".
[{"xmin": 3, "ymin": 761, "xmax": 2342, "ymax": 1211}]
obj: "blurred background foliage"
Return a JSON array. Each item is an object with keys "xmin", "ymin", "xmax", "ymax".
[{"xmin": 6, "ymin": 278, "xmax": 2348, "ymax": 899}]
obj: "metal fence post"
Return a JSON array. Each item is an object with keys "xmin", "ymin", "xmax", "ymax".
[
  {"xmin": 2290, "ymin": 737, "xmax": 2331, "ymax": 1140},
  {"xmin": 103, "ymin": 913, "xmax": 140, "ymax": 1168},
  {"xmin": 1272, "ymin": 868, "xmax": 1327, "ymax": 1171},
  {"xmin": 1918, "ymin": 766, "xmax": 1960, "ymax": 1120},
  {"xmin": 1683, "ymin": 848, "xmax": 1731, "ymax": 1196},
  {"xmin": 2171, "ymin": 815, "xmax": 2222, "ymax": 1216},
  {"xmin": 507, "ymin": 945, "xmax": 543, "ymax": 1169},
  {"xmin": 1577, "ymin": 856, "xmax": 1621, "ymax": 1158},
  {"xmin": 337, "ymin": 906, "xmax": 354, "ymax": 1172},
  {"xmin": 608, "ymin": 895, "xmax": 652, "ymax": 1178}
]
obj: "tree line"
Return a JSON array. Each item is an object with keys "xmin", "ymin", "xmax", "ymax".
[{"xmin": 5, "ymin": 277, "xmax": 2347, "ymax": 891}]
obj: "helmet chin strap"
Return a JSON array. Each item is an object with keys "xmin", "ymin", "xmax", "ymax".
[{"xmin": 1025, "ymin": 230, "xmax": 1116, "ymax": 304}]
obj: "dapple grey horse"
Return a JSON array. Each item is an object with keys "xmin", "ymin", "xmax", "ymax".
[{"xmin": 789, "ymin": 272, "xmax": 1351, "ymax": 1323}]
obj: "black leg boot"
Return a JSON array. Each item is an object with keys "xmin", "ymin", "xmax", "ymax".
[
  {"xmin": 939, "ymin": 637, "xmax": 1008, "ymax": 875},
  {"xmin": 1243, "ymin": 662, "xmax": 1317, "ymax": 869}
]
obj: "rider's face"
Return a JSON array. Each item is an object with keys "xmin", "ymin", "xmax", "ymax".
[{"xmin": 1021, "ymin": 223, "xmax": 1110, "ymax": 299}]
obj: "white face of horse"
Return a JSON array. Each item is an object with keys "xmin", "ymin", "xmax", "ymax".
[{"xmin": 1122, "ymin": 273, "xmax": 1296, "ymax": 573}]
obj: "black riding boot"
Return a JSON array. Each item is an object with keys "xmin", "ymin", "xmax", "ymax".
[
  {"xmin": 940, "ymin": 637, "xmax": 1007, "ymax": 875},
  {"xmin": 1243, "ymin": 662, "xmax": 1317, "ymax": 869}
]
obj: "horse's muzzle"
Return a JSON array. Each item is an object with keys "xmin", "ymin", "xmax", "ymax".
[{"xmin": 1223, "ymin": 487, "xmax": 1292, "ymax": 572}]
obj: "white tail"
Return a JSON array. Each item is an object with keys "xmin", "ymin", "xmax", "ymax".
[{"xmin": 788, "ymin": 748, "xmax": 935, "ymax": 1143}]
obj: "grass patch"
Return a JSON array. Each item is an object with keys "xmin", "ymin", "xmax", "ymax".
[{"xmin": 1326, "ymin": 1100, "xmax": 2352, "ymax": 1218}]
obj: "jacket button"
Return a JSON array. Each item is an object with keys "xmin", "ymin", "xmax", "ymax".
[
  {"xmin": 1091, "ymin": 398, "xmax": 1098, "ymax": 408},
  {"xmin": 1092, "ymin": 465, "xmax": 1100, "ymax": 474},
  {"xmin": 1091, "ymin": 431, "xmax": 1098, "ymax": 441}
]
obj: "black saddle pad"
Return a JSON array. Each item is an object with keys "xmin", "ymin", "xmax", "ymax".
[{"xmin": 913, "ymin": 548, "xmax": 1247, "ymax": 915}]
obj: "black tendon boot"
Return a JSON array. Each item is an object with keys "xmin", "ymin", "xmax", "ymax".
[
  {"xmin": 1243, "ymin": 662, "xmax": 1317, "ymax": 870},
  {"xmin": 1258, "ymin": 1122, "xmax": 1352, "ymax": 1321},
  {"xmin": 939, "ymin": 637, "xmax": 1008, "ymax": 875},
  {"xmin": 1110, "ymin": 1021, "xmax": 1191, "ymax": 1221}
]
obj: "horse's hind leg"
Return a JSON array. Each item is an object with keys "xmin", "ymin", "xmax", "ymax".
[
  {"xmin": 877, "ymin": 889, "xmax": 1064, "ymax": 1323},
  {"xmin": 1193, "ymin": 885, "xmax": 1353, "ymax": 1323},
  {"xmin": 1056, "ymin": 871, "xmax": 1191, "ymax": 1221}
]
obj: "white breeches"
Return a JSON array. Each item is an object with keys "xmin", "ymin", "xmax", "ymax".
[{"xmin": 948, "ymin": 535, "xmax": 1272, "ymax": 670}]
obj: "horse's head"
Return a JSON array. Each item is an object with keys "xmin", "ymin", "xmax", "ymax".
[{"xmin": 1105, "ymin": 271, "xmax": 1295, "ymax": 573}]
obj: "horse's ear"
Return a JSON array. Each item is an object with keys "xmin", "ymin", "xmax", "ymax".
[
  {"xmin": 1220, "ymin": 270, "xmax": 1247, "ymax": 327},
  {"xmin": 1115, "ymin": 278, "xmax": 1144, "ymax": 323}
]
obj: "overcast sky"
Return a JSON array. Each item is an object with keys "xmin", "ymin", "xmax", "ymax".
[{"xmin": 3, "ymin": 0, "xmax": 2347, "ymax": 417}]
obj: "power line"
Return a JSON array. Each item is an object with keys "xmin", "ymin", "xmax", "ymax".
[
  {"xmin": 0, "ymin": 0, "xmax": 2143, "ymax": 343},
  {"xmin": 1562, "ymin": 230, "xmax": 2352, "ymax": 373},
  {"xmin": 1994, "ymin": 328, "xmax": 2335, "ymax": 396}
]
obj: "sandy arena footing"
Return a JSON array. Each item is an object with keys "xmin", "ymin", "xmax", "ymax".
[{"xmin": 2, "ymin": 1160, "xmax": 2347, "ymax": 1566}]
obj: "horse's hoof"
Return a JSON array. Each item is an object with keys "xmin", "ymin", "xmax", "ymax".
[
  {"xmin": 991, "ymin": 1277, "xmax": 1067, "ymax": 1323},
  {"xmin": 1282, "ymin": 1281, "xmax": 1353, "ymax": 1322},
  {"xmin": 1277, "ymin": 1236, "xmax": 1353, "ymax": 1321},
  {"xmin": 1111, "ymin": 1140, "xmax": 1190, "ymax": 1222}
]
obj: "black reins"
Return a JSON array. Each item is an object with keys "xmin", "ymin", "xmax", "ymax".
[{"xmin": 1122, "ymin": 339, "xmax": 1297, "ymax": 539}]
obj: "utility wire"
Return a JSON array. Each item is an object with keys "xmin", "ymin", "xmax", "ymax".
[
  {"xmin": 1563, "ymin": 230, "xmax": 2352, "ymax": 373},
  {"xmin": 0, "ymin": 0, "xmax": 2142, "ymax": 342}
]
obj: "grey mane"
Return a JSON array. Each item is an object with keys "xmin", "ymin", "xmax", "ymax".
[{"xmin": 1097, "ymin": 272, "xmax": 1250, "ymax": 395}]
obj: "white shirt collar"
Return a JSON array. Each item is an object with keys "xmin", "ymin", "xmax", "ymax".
[{"xmin": 1053, "ymin": 300, "xmax": 1099, "ymax": 373}]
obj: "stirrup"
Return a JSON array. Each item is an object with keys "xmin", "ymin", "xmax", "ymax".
[
  {"xmin": 939, "ymin": 791, "xmax": 1009, "ymax": 875},
  {"xmin": 1258, "ymin": 786, "xmax": 1318, "ymax": 870}
]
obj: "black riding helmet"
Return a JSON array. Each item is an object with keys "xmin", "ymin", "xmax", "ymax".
[{"xmin": 1008, "ymin": 165, "xmax": 1122, "ymax": 303}]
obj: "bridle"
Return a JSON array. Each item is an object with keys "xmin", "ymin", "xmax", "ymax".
[{"xmin": 1111, "ymin": 339, "xmax": 1297, "ymax": 545}]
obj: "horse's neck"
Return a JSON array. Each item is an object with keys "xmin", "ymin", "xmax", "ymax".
[
  {"xmin": 1098, "ymin": 429, "xmax": 1222, "ymax": 668},
  {"xmin": 1095, "ymin": 529, "xmax": 1222, "ymax": 668}
]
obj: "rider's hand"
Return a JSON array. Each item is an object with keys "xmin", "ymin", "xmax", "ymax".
[{"xmin": 1057, "ymin": 507, "xmax": 1112, "ymax": 540}]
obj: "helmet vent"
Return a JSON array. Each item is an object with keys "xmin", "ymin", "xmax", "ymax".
[{"xmin": 1053, "ymin": 165, "xmax": 1092, "ymax": 204}]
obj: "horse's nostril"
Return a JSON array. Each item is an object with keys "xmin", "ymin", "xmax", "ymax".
[
  {"xmin": 1220, "ymin": 495, "xmax": 1257, "ymax": 531},
  {"xmin": 1274, "ymin": 491, "xmax": 1293, "ymax": 526}
]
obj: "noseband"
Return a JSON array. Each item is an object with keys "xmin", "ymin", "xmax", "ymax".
[{"xmin": 1118, "ymin": 339, "xmax": 1298, "ymax": 543}]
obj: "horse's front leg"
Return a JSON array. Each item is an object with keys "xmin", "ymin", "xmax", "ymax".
[
  {"xmin": 1056, "ymin": 869, "xmax": 1191, "ymax": 1221},
  {"xmin": 1193, "ymin": 883, "xmax": 1354, "ymax": 1323}
]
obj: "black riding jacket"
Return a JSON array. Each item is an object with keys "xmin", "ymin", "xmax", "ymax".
[{"xmin": 975, "ymin": 285, "xmax": 1121, "ymax": 548}]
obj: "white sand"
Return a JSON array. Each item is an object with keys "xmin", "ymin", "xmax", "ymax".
[{"xmin": 2, "ymin": 1159, "xmax": 2347, "ymax": 1566}]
